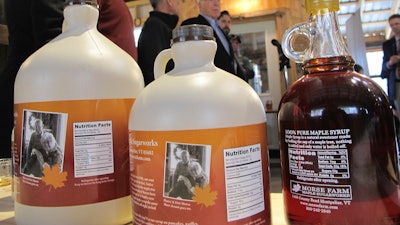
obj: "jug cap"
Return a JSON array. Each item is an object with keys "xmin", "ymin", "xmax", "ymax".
[
  {"xmin": 306, "ymin": 0, "xmax": 339, "ymax": 14},
  {"xmin": 65, "ymin": 0, "xmax": 98, "ymax": 7},
  {"xmin": 172, "ymin": 25, "xmax": 215, "ymax": 44}
]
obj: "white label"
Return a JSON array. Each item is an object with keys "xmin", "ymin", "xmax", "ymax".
[
  {"xmin": 224, "ymin": 144, "xmax": 265, "ymax": 222},
  {"xmin": 285, "ymin": 129, "xmax": 353, "ymax": 213},
  {"xmin": 73, "ymin": 121, "xmax": 114, "ymax": 178},
  {"xmin": 290, "ymin": 181, "xmax": 352, "ymax": 200}
]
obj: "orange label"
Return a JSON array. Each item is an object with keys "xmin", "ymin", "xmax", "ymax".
[
  {"xmin": 14, "ymin": 99, "xmax": 134, "ymax": 206},
  {"xmin": 129, "ymin": 123, "xmax": 271, "ymax": 225}
]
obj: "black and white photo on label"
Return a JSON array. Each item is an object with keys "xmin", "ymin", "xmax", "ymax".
[
  {"xmin": 164, "ymin": 142, "xmax": 211, "ymax": 200},
  {"xmin": 20, "ymin": 110, "xmax": 67, "ymax": 178}
]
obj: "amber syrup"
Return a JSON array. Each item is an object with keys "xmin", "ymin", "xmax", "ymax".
[{"xmin": 279, "ymin": 56, "xmax": 400, "ymax": 225}]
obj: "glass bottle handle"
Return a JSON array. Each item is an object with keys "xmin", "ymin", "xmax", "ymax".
[
  {"xmin": 154, "ymin": 49, "xmax": 172, "ymax": 80},
  {"xmin": 282, "ymin": 22, "xmax": 311, "ymax": 63}
]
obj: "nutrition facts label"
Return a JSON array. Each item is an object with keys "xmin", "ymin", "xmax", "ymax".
[
  {"xmin": 285, "ymin": 129, "xmax": 353, "ymax": 199},
  {"xmin": 224, "ymin": 144, "xmax": 265, "ymax": 222},
  {"xmin": 284, "ymin": 129, "xmax": 354, "ymax": 214},
  {"xmin": 289, "ymin": 149, "xmax": 350, "ymax": 179},
  {"xmin": 73, "ymin": 121, "xmax": 114, "ymax": 178}
]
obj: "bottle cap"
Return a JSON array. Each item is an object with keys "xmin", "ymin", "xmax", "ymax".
[
  {"xmin": 306, "ymin": 0, "xmax": 339, "ymax": 14},
  {"xmin": 65, "ymin": 0, "xmax": 98, "ymax": 8},
  {"xmin": 172, "ymin": 25, "xmax": 215, "ymax": 44}
]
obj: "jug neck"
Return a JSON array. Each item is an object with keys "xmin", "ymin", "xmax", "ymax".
[
  {"xmin": 63, "ymin": 2, "xmax": 99, "ymax": 32},
  {"xmin": 171, "ymin": 40, "xmax": 217, "ymax": 72}
]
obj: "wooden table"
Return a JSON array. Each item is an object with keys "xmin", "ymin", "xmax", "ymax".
[{"xmin": 0, "ymin": 184, "xmax": 287, "ymax": 225}]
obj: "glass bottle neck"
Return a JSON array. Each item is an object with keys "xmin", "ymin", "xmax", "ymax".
[
  {"xmin": 304, "ymin": 8, "xmax": 354, "ymax": 73},
  {"xmin": 308, "ymin": 8, "xmax": 350, "ymax": 60}
]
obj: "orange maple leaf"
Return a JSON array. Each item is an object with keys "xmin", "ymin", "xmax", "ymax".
[
  {"xmin": 42, "ymin": 164, "xmax": 67, "ymax": 189},
  {"xmin": 192, "ymin": 184, "xmax": 217, "ymax": 207}
]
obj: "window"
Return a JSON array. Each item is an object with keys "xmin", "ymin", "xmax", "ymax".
[
  {"xmin": 133, "ymin": 27, "xmax": 142, "ymax": 47},
  {"xmin": 366, "ymin": 50, "xmax": 387, "ymax": 94},
  {"xmin": 231, "ymin": 20, "xmax": 278, "ymax": 94},
  {"xmin": 366, "ymin": 51, "xmax": 383, "ymax": 76}
]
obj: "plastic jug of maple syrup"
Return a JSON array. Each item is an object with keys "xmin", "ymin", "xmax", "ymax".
[
  {"xmin": 278, "ymin": 0, "xmax": 400, "ymax": 224},
  {"xmin": 13, "ymin": 0, "xmax": 144, "ymax": 224},
  {"xmin": 128, "ymin": 24, "xmax": 271, "ymax": 225}
]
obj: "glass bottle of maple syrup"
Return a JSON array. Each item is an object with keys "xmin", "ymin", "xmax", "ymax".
[{"xmin": 279, "ymin": 0, "xmax": 400, "ymax": 224}]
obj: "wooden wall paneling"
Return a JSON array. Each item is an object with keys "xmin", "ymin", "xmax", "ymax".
[
  {"xmin": 178, "ymin": 0, "xmax": 198, "ymax": 26},
  {"xmin": 221, "ymin": 0, "xmax": 283, "ymax": 15},
  {"xmin": 126, "ymin": 0, "xmax": 151, "ymax": 27}
]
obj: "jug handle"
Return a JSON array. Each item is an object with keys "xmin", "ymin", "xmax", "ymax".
[{"xmin": 154, "ymin": 49, "xmax": 172, "ymax": 80}]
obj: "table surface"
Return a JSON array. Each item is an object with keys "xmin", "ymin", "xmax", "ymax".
[{"xmin": 0, "ymin": 184, "xmax": 287, "ymax": 225}]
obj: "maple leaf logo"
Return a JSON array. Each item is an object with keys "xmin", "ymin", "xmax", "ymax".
[
  {"xmin": 192, "ymin": 184, "xmax": 217, "ymax": 207},
  {"xmin": 292, "ymin": 183, "xmax": 301, "ymax": 193},
  {"xmin": 42, "ymin": 164, "xmax": 67, "ymax": 189}
]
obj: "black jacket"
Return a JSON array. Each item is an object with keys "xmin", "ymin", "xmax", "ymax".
[
  {"xmin": 181, "ymin": 15, "xmax": 245, "ymax": 80},
  {"xmin": 138, "ymin": 11, "xmax": 178, "ymax": 85},
  {"xmin": 0, "ymin": 0, "xmax": 64, "ymax": 158}
]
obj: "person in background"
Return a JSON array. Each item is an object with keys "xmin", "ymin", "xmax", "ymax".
[
  {"xmin": 381, "ymin": 14, "xmax": 400, "ymax": 111},
  {"xmin": 181, "ymin": 0, "xmax": 245, "ymax": 80},
  {"xmin": 98, "ymin": 0, "xmax": 138, "ymax": 61},
  {"xmin": 381, "ymin": 14, "xmax": 400, "ymax": 144},
  {"xmin": 0, "ymin": 0, "xmax": 137, "ymax": 158},
  {"xmin": 229, "ymin": 34, "xmax": 254, "ymax": 83},
  {"xmin": 218, "ymin": 10, "xmax": 231, "ymax": 35},
  {"xmin": 138, "ymin": 0, "xmax": 180, "ymax": 86}
]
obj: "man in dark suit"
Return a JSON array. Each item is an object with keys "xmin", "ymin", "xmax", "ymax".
[
  {"xmin": 181, "ymin": 0, "xmax": 245, "ymax": 81},
  {"xmin": 381, "ymin": 14, "xmax": 400, "ymax": 110}
]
